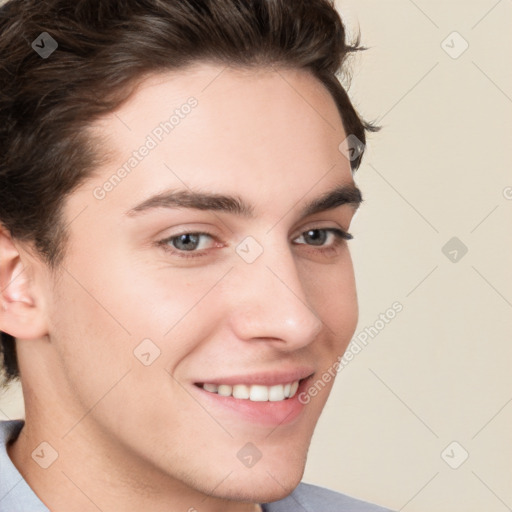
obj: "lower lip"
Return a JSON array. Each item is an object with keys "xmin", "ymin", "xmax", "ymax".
[{"xmin": 192, "ymin": 378, "xmax": 312, "ymax": 427}]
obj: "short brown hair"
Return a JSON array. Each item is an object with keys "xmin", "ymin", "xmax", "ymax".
[{"xmin": 0, "ymin": 0, "xmax": 375, "ymax": 388}]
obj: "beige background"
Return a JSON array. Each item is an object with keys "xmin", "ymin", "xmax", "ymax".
[{"xmin": 1, "ymin": 1, "xmax": 511, "ymax": 511}]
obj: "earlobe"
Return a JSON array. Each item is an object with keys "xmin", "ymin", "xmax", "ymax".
[{"xmin": 0, "ymin": 225, "xmax": 48, "ymax": 339}]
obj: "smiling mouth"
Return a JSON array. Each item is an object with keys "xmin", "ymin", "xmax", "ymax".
[{"xmin": 195, "ymin": 380, "xmax": 303, "ymax": 402}]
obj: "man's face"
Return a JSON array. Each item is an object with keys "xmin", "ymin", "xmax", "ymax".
[{"xmin": 32, "ymin": 64, "xmax": 359, "ymax": 502}]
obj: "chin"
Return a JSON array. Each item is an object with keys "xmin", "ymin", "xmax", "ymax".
[
  {"xmin": 211, "ymin": 453, "xmax": 307, "ymax": 504},
  {"xmin": 218, "ymin": 470, "xmax": 304, "ymax": 504}
]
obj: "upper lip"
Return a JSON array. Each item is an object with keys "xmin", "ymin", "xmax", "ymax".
[{"xmin": 194, "ymin": 367, "xmax": 315, "ymax": 387}]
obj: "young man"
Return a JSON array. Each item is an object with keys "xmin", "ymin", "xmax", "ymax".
[{"xmin": 0, "ymin": 0, "xmax": 391, "ymax": 510}]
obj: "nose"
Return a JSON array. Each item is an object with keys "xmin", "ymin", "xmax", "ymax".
[{"xmin": 226, "ymin": 240, "xmax": 324, "ymax": 351}]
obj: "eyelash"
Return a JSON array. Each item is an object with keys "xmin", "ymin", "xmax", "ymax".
[{"xmin": 156, "ymin": 228, "xmax": 353, "ymax": 260}]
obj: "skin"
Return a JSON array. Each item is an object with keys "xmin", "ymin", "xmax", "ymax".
[{"xmin": 1, "ymin": 63, "xmax": 360, "ymax": 512}]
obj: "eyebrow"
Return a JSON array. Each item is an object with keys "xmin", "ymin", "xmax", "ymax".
[{"xmin": 125, "ymin": 183, "xmax": 362, "ymax": 219}]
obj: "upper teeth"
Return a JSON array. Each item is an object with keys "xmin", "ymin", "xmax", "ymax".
[{"xmin": 201, "ymin": 381, "xmax": 300, "ymax": 401}]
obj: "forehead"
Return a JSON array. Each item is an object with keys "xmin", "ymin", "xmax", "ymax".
[
  {"xmin": 82, "ymin": 63, "xmax": 353, "ymax": 218},
  {"xmin": 99, "ymin": 62, "xmax": 345, "ymax": 133}
]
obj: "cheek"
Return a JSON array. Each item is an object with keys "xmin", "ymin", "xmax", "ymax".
[
  {"xmin": 302, "ymin": 252, "xmax": 358, "ymax": 345},
  {"xmin": 49, "ymin": 254, "xmax": 224, "ymax": 375},
  {"xmin": 47, "ymin": 268, "xmax": 135, "ymax": 382},
  {"xmin": 45, "ymin": 260, "xmax": 219, "ymax": 442}
]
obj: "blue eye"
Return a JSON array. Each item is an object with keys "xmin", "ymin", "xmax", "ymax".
[
  {"xmin": 170, "ymin": 234, "xmax": 196, "ymax": 251},
  {"xmin": 295, "ymin": 228, "xmax": 353, "ymax": 246},
  {"xmin": 169, "ymin": 233, "xmax": 212, "ymax": 252}
]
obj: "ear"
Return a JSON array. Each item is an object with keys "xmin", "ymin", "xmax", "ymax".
[{"xmin": 0, "ymin": 225, "xmax": 48, "ymax": 340}]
